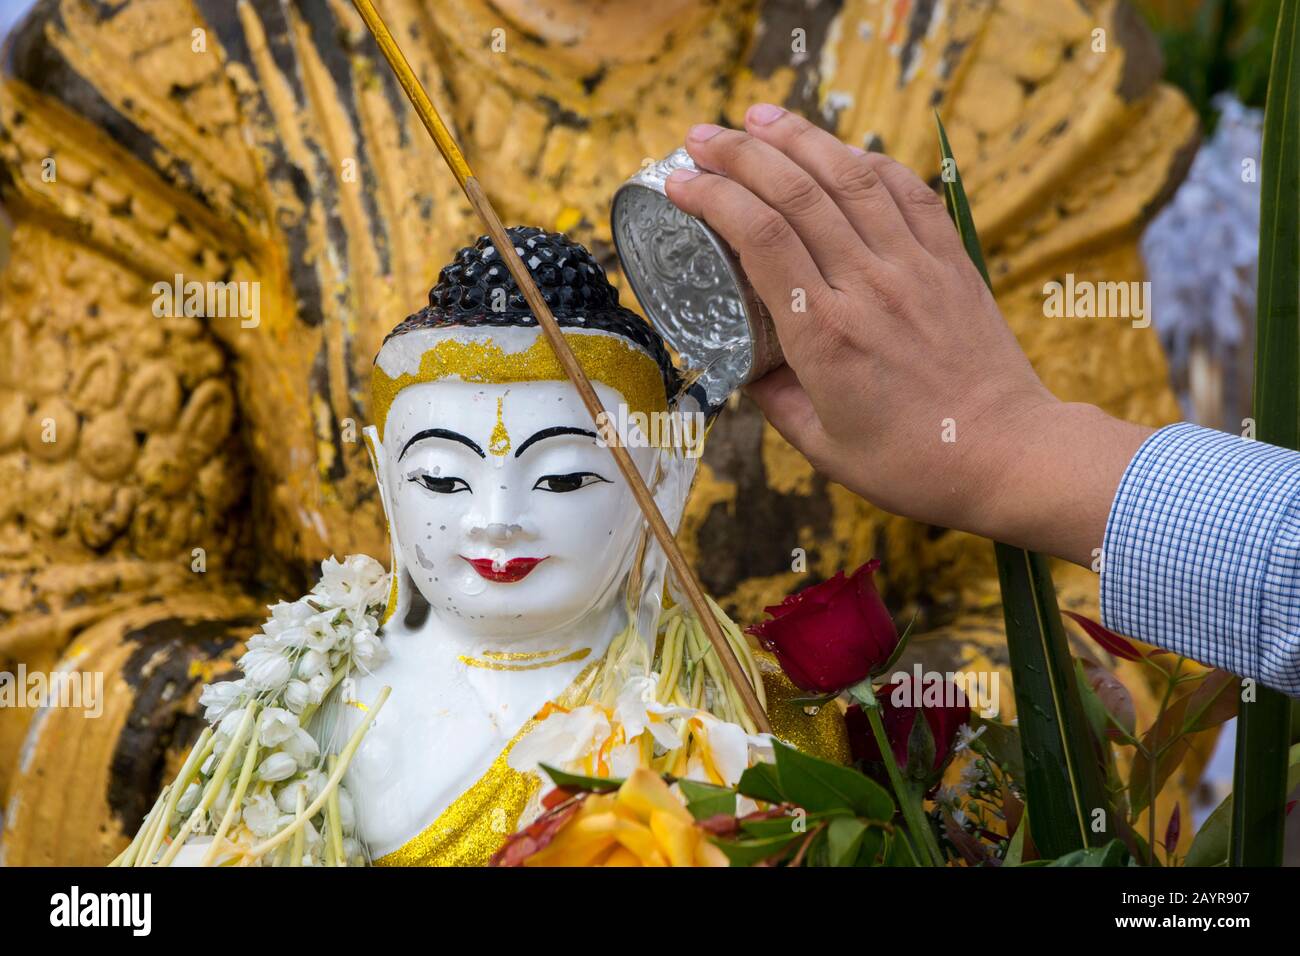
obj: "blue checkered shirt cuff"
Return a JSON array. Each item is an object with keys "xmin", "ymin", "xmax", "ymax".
[{"xmin": 1101, "ymin": 422, "xmax": 1300, "ymax": 696}]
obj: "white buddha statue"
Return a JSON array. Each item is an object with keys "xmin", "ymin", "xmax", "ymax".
[{"xmin": 114, "ymin": 228, "xmax": 847, "ymax": 868}]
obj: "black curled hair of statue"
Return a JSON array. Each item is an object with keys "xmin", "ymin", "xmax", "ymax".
[{"xmin": 384, "ymin": 226, "xmax": 682, "ymax": 401}]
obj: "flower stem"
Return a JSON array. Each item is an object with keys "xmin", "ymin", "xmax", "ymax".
[
  {"xmin": 291, "ymin": 786, "xmax": 306, "ymax": 866},
  {"xmin": 246, "ymin": 686, "xmax": 390, "ymax": 862},
  {"xmin": 201, "ymin": 728, "xmax": 262, "ymax": 866},
  {"xmin": 119, "ymin": 784, "xmax": 170, "ymax": 867},
  {"xmin": 853, "ymin": 683, "xmax": 945, "ymax": 867},
  {"xmin": 159, "ymin": 699, "xmax": 258, "ymax": 867},
  {"xmin": 326, "ymin": 754, "xmax": 345, "ymax": 865},
  {"xmin": 136, "ymin": 726, "xmax": 215, "ymax": 866}
]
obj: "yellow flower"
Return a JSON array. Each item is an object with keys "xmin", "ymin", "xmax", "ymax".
[{"xmin": 524, "ymin": 769, "xmax": 728, "ymax": 867}]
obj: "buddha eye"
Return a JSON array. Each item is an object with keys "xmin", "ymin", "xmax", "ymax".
[
  {"xmin": 532, "ymin": 472, "xmax": 610, "ymax": 493},
  {"xmin": 408, "ymin": 474, "xmax": 471, "ymax": 495}
]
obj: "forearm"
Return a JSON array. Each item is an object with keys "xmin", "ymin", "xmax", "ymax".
[{"xmin": 970, "ymin": 401, "xmax": 1153, "ymax": 568}]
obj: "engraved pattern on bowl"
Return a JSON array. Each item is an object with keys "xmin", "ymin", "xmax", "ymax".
[{"xmin": 612, "ymin": 149, "xmax": 784, "ymax": 411}]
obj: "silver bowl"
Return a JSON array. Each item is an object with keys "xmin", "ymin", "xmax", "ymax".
[{"xmin": 611, "ymin": 148, "xmax": 784, "ymax": 413}]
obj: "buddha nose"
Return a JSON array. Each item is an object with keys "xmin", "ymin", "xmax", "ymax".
[
  {"xmin": 483, "ymin": 521, "xmax": 519, "ymax": 544},
  {"xmin": 465, "ymin": 490, "xmax": 530, "ymax": 544}
]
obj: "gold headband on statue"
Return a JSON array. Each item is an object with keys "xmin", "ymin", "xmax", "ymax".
[{"xmin": 371, "ymin": 328, "xmax": 670, "ymax": 442}]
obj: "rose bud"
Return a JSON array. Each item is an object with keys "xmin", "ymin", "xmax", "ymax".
[
  {"xmin": 845, "ymin": 675, "xmax": 971, "ymax": 784},
  {"xmin": 746, "ymin": 559, "xmax": 898, "ymax": 694}
]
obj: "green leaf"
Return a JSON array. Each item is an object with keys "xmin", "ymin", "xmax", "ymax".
[
  {"xmin": 1231, "ymin": 0, "xmax": 1299, "ymax": 868},
  {"xmin": 772, "ymin": 739, "xmax": 895, "ymax": 821},
  {"xmin": 741, "ymin": 813, "xmax": 807, "ymax": 838},
  {"xmin": 538, "ymin": 765, "xmax": 623, "ymax": 793},
  {"xmin": 677, "ymin": 779, "xmax": 736, "ymax": 821},
  {"xmin": 883, "ymin": 830, "xmax": 917, "ymax": 867},
  {"xmin": 1075, "ymin": 659, "xmax": 1114, "ymax": 748},
  {"xmin": 827, "ymin": 816, "xmax": 870, "ymax": 867},
  {"xmin": 1004, "ymin": 818, "xmax": 1027, "ymax": 866},
  {"xmin": 741, "ymin": 809, "xmax": 850, "ymax": 840},
  {"xmin": 737, "ymin": 761, "xmax": 785, "ymax": 804},
  {"xmin": 1191, "ymin": 743, "xmax": 1300, "ymax": 867},
  {"xmin": 1046, "ymin": 839, "xmax": 1131, "ymax": 868},
  {"xmin": 712, "ymin": 833, "xmax": 802, "ymax": 867},
  {"xmin": 936, "ymin": 114, "xmax": 1113, "ymax": 860}
]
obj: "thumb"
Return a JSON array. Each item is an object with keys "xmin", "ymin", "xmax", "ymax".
[{"xmin": 745, "ymin": 364, "xmax": 831, "ymax": 465}]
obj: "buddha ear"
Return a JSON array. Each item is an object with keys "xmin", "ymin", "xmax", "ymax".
[{"xmin": 364, "ymin": 425, "xmax": 411, "ymax": 627}]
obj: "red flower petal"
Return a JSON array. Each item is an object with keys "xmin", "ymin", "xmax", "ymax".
[{"xmin": 1063, "ymin": 610, "xmax": 1142, "ymax": 661}]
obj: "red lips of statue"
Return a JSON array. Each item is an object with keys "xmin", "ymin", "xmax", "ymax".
[{"xmin": 461, "ymin": 556, "xmax": 548, "ymax": 583}]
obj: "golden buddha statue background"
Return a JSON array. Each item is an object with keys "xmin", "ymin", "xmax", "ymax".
[{"xmin": 0, "ymin": 0, "xmax": 1197, "ymax": 865}]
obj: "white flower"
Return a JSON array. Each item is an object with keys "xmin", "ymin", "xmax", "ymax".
[
  {"xmin": 336, "ymin": 787, "xmax": 356, "ymax": 832},
  {"xmin": 259, "ymin": 707, "xmax": 300, "ymax": 747},
  {"xmin": 296, "ymin": 649, "xmax": 330, "ymax": 681},
  {"xmin": 268, "ymin": 625, "xmax": 311, "ymax": 651},
  {"xmin": 613, "ymin": 676, "xmax": 692, "ymax": 750},
  {"xmin": 508, "ymin": 706, "xmax": 612, "ymax": 775},
  {"xmin": 211, "ymin": 779, "xmax": 234, "ymax": 819},
  {"xmin": 307, "ymin": 673, "xmax": 332, "ymax": 705},
  {"xmin": 304, "ymin": 612, "xmax": 343, "ymax": 652},
  {"xmin": 240, "ymin": 647, "xmax": 292, "ymax": 692},
  {"xmin": 350, "ymin": 628, "xmax": 387, "ymax": 669},
  {"xmin": 266, "ymin": 599, "xmax": 314, "ymax": 631},
  {"xmin": 284, "ymin": 679, "xmax": 310, "ymax": 714},
  {"xmin": 280, "ymin": 726, "xmax": 321, "ymax": 766},
  {"xmin": 510, "ymin": 676, "xmax": 773, "ymax": 791},
  {"xmin": 176, "ymin": 781, "xmax": 202, "ymax": 815},
  {"xmin": 198, "ymin": 679, "xmax": 244, "ymax": 724},
  {"xmin": 684, "ymin": 714, "xmax": 773, "ymax": 788},
  {"xmin": 216, "ymin": 707, "xmax": 246, "ymax": 742},
  {"xmin": 275, "ymin": 769, "xmax": 326, "ymax": 813},
  {"xmin": 243, "ymin": 791, "xmax": 288, "ymax": 837},
  {"xmin": 953, "ymin": 723, "xmax": 986, "ymax": 754},
  {"xmin": 257, "ymin": 752, "xmax": 299, "ymax": 782},
  {"xmin": 242, "ymin": 633, "xmax": 278, "ymax": 653},
  {"xmin": 316, "ymin": 554, "xmax": 388, "ymax": 609},
  {"xmin": 959, "ymin": 760, "xmax": 984, "ymax": 789}
]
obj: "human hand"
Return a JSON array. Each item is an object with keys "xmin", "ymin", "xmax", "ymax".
[{"xmin": 664, "ymin": 104, "xmax": 1150, "ymax": 565}]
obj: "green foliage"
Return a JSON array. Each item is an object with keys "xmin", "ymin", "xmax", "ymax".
[
  {"xmin": 713, "ymin": 740, "xmax": 900, "ymax": 867},
  {"xmin": 1190, "ymin": 745, "xmax": 1300, "ymax": 866},
  {"xmin": 1229, "ymin": 0, "xmax": 1298, "ymax": 868}
]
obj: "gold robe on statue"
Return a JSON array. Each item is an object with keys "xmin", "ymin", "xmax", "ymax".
[
  {"xmin": 370, "ymin": 660, "xmax": 850, "ymax": 866},
  {"xmin": 0, "ymin": 0, "xmax": 1202, "ymax": 865}
]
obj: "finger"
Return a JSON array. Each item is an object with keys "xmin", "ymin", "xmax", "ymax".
[
  {"xmin": 860, "ymin": 154, "xmax": 967, "ymax": 261},
  {"xmin": 664, "ymin": 168, "xmax": 833, "ymax": 331},
  {"xmin": 744, "ymin": 364, "xmax": 832, "ymax": 465},
  {"xmin": 683, "ymin": 123, "xmax": 876, "ymax": 287},
  {"xmin": 741, "ymin": 104, "xmax": 919, "ymax": 262}
]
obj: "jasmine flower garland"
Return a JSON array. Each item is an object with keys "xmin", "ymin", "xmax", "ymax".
[{"xmin": 111, "ymin": 555, "xmax": 392, "ymax": 867}]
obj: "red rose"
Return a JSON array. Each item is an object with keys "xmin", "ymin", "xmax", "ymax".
[
  {"xmin": 845, "ymin": 675, "xmax": 971, "ymax": 775},
  {"xmin": 746, "ymin": 559, "xmax": 898, "ymax": 694}
]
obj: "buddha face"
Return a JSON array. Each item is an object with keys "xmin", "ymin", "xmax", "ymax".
[{"xmin": 371, "ymin": 328, "xmax": 662, "ymax": 639}]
